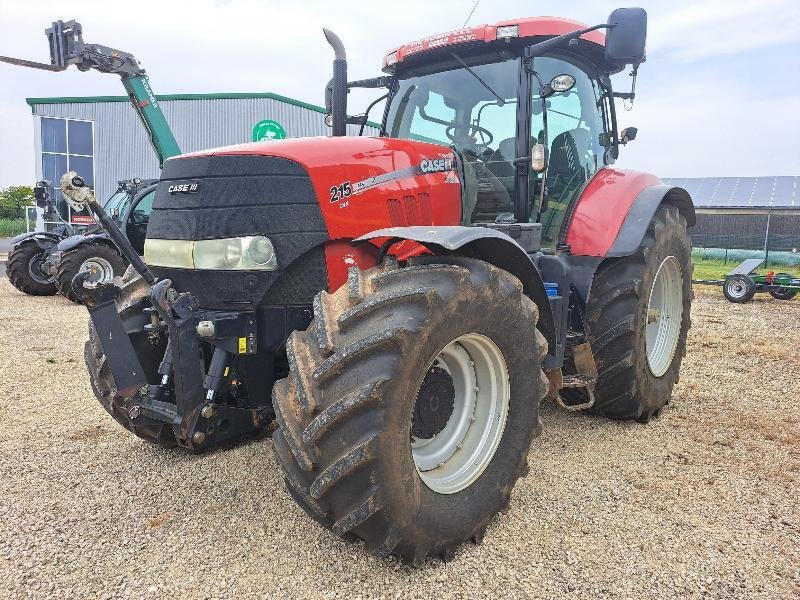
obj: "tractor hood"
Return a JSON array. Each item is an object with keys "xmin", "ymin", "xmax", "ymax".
[
  {"xmin": 163, "ymin": 136, "xmax": 463, "ymax": 240},
  {"xmin": 146, "ymin": 136, "xmax": 463, "ymax": 309}
]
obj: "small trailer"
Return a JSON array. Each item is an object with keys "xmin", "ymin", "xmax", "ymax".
[{"xmin": 693, "ymin": 258, "xmax": 800, "ymax": 303}]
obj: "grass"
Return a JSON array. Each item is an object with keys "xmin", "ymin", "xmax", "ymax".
[
  {"xmin": 0, "ymin": 218, "xmax": 26, "ymax": 237},
  {"xmin": 693, "ymin": 255, "xmax": 800, "ymax": 281}
]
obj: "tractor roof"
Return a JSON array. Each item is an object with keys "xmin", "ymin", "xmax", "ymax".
[{"xmin": 382, "ymin": 17, "xmax": 606, "ymax": 73}]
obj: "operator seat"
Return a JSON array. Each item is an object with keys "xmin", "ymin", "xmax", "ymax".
[{"xmin": 546, "ymin": 127, "xmax": 591, "ymax": 196}]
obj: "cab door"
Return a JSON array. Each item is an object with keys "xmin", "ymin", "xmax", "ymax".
[{"xmin": 527, "ymin": 55, "xmax": 609, "ymax": 249}]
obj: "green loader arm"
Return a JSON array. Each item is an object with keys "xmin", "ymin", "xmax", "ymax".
[
  {"xmin": 122, "ymin": 74, "xmax": 182, "ymax": 165},
  {"xmin": 0, "ymin": 19, "xmax": 181, "ymax": 166}
]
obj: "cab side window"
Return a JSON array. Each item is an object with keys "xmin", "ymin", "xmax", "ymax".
[
  {"xmin": 126, "ymin": 191, "xmax": 155, "ymax": 255},
  {"xmin": 530, "ymin": 57, "xmax": 607, "ymax": 247}
]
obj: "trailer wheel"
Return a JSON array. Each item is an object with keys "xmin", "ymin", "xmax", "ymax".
[
  {"xmin": 6, "ymin": 240, "xmax": 58, "ymax": 296},
  {"xmin": 768, "ymin": 275, "xmax": 797, "ymax": 300},
  {"xmin": 57, "ymin": 243, "xmax": 127, "ymax": 303},
  {"xmin": 84, "ymin": 269, "xmax": 177, "ymax": 448},
  {"xmin": 584, "ymin": 205, "xmax": 692, "ymax": 422},
  {"xmin": 272, "ymin": 257, "xmax": 547, "ymax": 564},
  {"xmin": 723, "ymin": 274, "xmax": 756, "ymax": 303}
]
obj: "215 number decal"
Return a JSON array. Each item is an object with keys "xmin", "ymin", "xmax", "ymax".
[{"xmin": 329, "ymin": 181, "xmax": 352, "ymax": 203}]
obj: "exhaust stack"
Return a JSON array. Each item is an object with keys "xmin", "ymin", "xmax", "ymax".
[{"xmin": 323, "ymin": 28, "xmax": 347, "ymax": 137}]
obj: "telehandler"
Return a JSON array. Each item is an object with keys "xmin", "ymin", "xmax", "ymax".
[{"xmin": 3, "ymin": 20, "xmax": 180, "ymax": 299}]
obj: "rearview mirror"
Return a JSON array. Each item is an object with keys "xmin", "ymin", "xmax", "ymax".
[
  {"xmin": 34, "ymin": 180, "xmax": 51, "ymax": 208},
  {"xmin": 620, "ymin": 127, "xmax": 638, "ymax": 144},
  {"xmin": 605, "ymin": 8, "xmax": 647, "ymax": 68}
]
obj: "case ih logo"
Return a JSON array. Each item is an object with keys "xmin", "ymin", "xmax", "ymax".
[
  {"xmin": 420, "ymin": 157, "xmax": 454, "ymax": 174},
  {"xmin": 168, "ymin": 182, "xmax": 200, "ymax": 194},
  {"xmin": 70, "ymin": 214, "xmax": 95, "ymax": 225}
]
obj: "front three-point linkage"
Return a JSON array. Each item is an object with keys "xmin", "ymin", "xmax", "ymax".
[{"xmin": 62, "ymin": 173, "xmax": 266, "ymax": 450}]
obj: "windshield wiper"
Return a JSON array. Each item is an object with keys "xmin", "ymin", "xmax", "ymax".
[{"xmin": 449, "ymin": 51, "xmax": 505, "ymax": 106}]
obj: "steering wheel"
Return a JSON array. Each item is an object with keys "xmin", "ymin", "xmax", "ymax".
[{"xmin": 445, "ymin": 123, "xmax": 494, "ymax": 149}]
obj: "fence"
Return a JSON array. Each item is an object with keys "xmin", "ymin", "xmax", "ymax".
[{"xmin": 691, "ymin": 233, "xmax": 800, "ymax": 268}]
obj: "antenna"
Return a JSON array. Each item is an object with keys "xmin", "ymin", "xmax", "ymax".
[{"xmin": 462, "ymin": 0, "xmax": 481, "ymax": 27}]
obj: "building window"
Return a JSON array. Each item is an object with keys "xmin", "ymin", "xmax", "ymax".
[{"xmin": 41, "ymin": 117, "xmax": 94, "ymax": 188}]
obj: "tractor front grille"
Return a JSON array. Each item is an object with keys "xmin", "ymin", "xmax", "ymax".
[{"xmin": 148, "ymin": 154, "xmax": 328, "ymax": 310}]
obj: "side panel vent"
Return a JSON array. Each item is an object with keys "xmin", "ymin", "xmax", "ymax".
[
  {"xmin": 388, "ymin": 197, "xmax": 404, "ymax": 226},
  {"xmin": 387, "ymin": 193, "xmax": 434, "ymax": 226}
]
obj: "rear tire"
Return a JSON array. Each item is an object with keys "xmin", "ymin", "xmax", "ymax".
[
  {"xmin": 57, "ymin": 243, "xmax": 127, "ymax": 304},
  {"xmin": 584, "ymin": 205, "xmax": 692, "ymax": 422},
  {"xmin": 723, "ymin": 274, "xmax": 756, "ymax": 303},
  {"xmin": 272, "ymin": 257, "xmax": 547, "ymax": 564},
  {"xmin": 6, "ymin": 241, "xmax": 58, "ymax": 295},
  {"xmin": 84, "ymin": 268, "xmax": 177, "ymax": 448}
]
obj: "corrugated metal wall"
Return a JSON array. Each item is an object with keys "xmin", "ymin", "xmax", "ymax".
[{"xmin": 31, "ymin": 96, "xmax": 380, "ymax": 201}]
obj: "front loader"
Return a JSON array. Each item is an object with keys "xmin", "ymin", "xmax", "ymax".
[{"xmin": 71, "ymin": 8, "xmax": 694, "ymax": 565}]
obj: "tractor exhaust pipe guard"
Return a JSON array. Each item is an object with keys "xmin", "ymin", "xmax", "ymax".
[{"xmin": 323, "ymin": 28, "xmax": 347, "ymax": 136}]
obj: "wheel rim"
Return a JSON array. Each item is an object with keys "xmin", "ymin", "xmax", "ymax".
[
  {"xmin": 411, "ymin": 334, "xmax": 510, "ymax": 494},
  {"xmin": 726, "ymin": 279, "xmax": 747, "ymax": 299},
  {"xmin": 79, "ymin": 257, "xmax": 115, "ymax": 285},
  {"xmin": 645, "ymin": 256, "xmax": 683, "ymax": 377},
  {"xmin": 28, "ymin": 252, "xmax": 54, "ymax": 284}
]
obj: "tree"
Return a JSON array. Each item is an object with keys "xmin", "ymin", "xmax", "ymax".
[{"xmin": 0, "ymin": 185, "xmax": 35, "ymax": 219}]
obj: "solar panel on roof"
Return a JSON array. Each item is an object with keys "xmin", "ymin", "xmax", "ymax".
[
  {"xmin": 750, "ymin": 176, "xmax": 775, "ymax": 206},
  {"xmin": 712, "ymin": 178, "xmax": 737, "ymax": 207},
  {"xmin": 732, "ymin": 177, "xmax": 757, "ymax": 206},
  {"xmin": 640, "ymin": 175, "xmax": 798, "ymax": 208},
  {"xmin": 773, "ymin": 176, "xmax": 797, "ymax": 207}
]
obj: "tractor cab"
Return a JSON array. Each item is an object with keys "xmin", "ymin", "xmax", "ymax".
[{"xmin": 336, "ymin": 11, "xmax": 647, "ymax": 250}]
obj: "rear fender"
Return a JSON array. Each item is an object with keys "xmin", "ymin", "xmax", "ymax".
[
  {"xmin": 56, "ymin": 233, "xmax": 117, "ymax": 253},
  {"xmin": 11, "ymin": 231, "xmax": 62, "ymax": 251},
  {"xmin": 606, "ymin": 185, "xmax": 695, "ymax": 257},
  {"xmin": 565, "ymin": 168, "xmax": 695, "ymax": 257},
  {"xmin": 356, "ymin": 225, "xmax": 556, "ymax": 357}
]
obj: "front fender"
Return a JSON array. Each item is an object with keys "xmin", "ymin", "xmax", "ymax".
[
  {"xmin": 356, "ymin": 226, "xmax": 556, "ymax": 357},
  {"xmin": 56, "ymin": 233, "xmax": 114, "ymax": 253},
  {"xmin": 11, "ymin": 231, "xmax": 62, "ymax": 251}
]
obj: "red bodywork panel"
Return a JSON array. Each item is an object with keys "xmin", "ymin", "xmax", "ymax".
[
  {"xmin": 383, "ymin": 17, "xmax": 605, "ymax": 71},
  {"xmin": 181, "ymin": 137, "xmax": 462, "ymax": 290},
  {"xmin": 565, "ymin": 168, "xmax": 662, "ymax": 257}
]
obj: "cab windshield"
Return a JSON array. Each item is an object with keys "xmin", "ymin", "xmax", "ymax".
[
  {"xmin": 103, "ymin": 190, "xmax": 131, "ymax": 226},
  {"xmin": 385, "ymin": 54, "xmax": 521, "ymax": 223}
]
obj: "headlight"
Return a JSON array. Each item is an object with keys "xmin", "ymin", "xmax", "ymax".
[{"xmin": 144, "ymin": 236, "xmax": 277, "ymax": 271}]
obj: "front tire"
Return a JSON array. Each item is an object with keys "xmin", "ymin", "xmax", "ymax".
[
  {"xmin": 84, "ymin": 268, "xmax": 177, "ymax": 448},
  {"xmin": 584, "ymin": 205, "xmax": 692, "ymax": 422},
  {"xmin": 6, "ymin": 241, "xmax": 58, "ymax": 296},
  {"xmin": 272, "ymin": 257, "xmax": 547, "ymax": 564},
  {"xmin": 57, "ymin": 243, "xmax": 127, "ymax": 303}
]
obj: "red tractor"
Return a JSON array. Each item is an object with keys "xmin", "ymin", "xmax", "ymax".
[{"xmin": 72, "ymin": 8, "xmax": 693, "ymax": 565}]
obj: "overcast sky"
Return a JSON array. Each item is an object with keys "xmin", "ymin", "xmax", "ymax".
[{"xmin": 1, "ymin": 0, "xmax": 799, "ymax": 187}]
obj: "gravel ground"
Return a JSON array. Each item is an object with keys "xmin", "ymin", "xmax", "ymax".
[{"xmin": 0, "ymin": 279, "xmax": 798, "ymax": 599}]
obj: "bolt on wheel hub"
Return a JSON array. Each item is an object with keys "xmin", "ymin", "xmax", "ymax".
[
  {"xmin": 80, "ymin": 257, "xmax": 115, "ymax": 285},
  {"xmin": 411, "ymin": 334, "xmax": 510, "ymax": 495},
  {"xmin": 412, "ymin": 366, "xmax": 456, "ymax": 439},
  {"xmin": 645, "ymin": 256, "xmax": 683, "ymax": 377}
]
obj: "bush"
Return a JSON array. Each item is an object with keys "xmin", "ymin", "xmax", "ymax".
[
  {"xmin": 0, "ymin": 218, "xmax": 27, "ymax": 237},
  {"xmin": 0, "ymin": 186, "xmax": 35, "ymax": 219}
]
